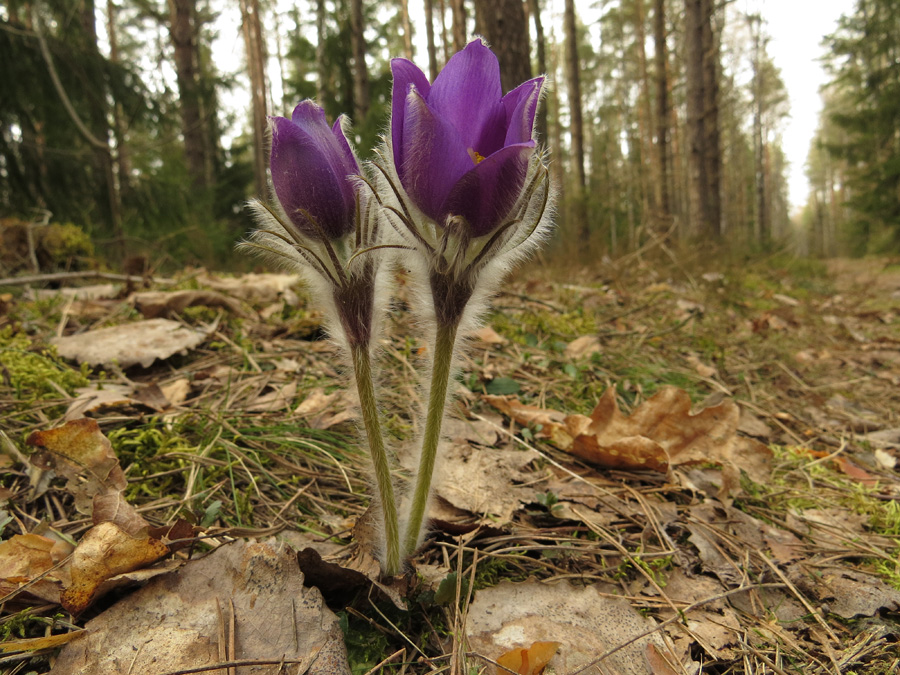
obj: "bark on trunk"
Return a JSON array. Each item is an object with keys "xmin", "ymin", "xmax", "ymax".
[
  {"xmin": 450, "ymin": 0, "xmax": 467, "ymax": 52},
  {"xmin": 634, "ymin": 0, "xmax": 656, "ymax": 217},
  {"xmin": 653, "ymin": 0, "xmax": 670, "ymax": 218},
  {"xmin": 106, "ymin": 0, "xmax": 132, "ymax": 195},
  {"xmin": 474, "ymin": 0, "xmax": 530, "ymax": 93},
  {"xmin": 81, "ymin": 0, "xmax": 122, "ymax": 249},
  {"xmin": 240, "ymin": 0, "xmax": 269, "ymax": 198},
  {"xmin": 685, "ymin": 0, "xmax": 721, "ymax": 237},
  {"xmin": 425, "ymin": 0, "xmax": 439, "ymax": 80},
  {"xmin": 528, "ymin": 0, "xmax": 548, "ymax": 144},
  {"xmin": 316, "ymin": 0, "xmax": 328, "ymax": 104},
  {"xmin": 563, "ymin": 0, "xmax": 587, "ymax": 241},
  {"xmin": 350, "ymin": 0, "xmax": 370, "ymax": 122},
  {"xmin": 169, "ymin": 0, "xmax": 209, "ymax": 190},
  {"xmin": 400, "ymin": 0, "xmax": 414, "ymax": 59}
]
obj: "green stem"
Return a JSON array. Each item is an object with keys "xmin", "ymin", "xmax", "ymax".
[
  {"xmin": 403, "ymin": 322, "xmax": 459, "ymax": 557},
  {"xmin": 350, "ymin": 344, "xmax": 400, "ymax": 576}
]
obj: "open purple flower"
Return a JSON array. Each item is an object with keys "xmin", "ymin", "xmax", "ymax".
[
  {"xmin": 390, "ymin": 39, "xmax": 544, "ymax": 237},
  {"xmin": 270, "ymin": 100, "xmax": 359, "ymax": 241}
]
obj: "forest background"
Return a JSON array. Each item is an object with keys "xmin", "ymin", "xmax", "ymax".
[{"xmin": 2, "ymin": 0, "xmax": 898, "ymax": 273}]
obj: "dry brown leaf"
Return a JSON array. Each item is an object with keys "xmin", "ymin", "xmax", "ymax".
[
  {"xmin": 247, "ymin": 381, "xmax": 298, "ymax": 412},
  {"xmin": 644, "ymin": 644, "xmax": 682, "ymax": 675},
  {"xmin": 482, "ymin": 396, "xmax": 567, "ymax": 429},
  {"xmin": 51, "ymin": 318, "xmax": 211, "ymax": 368},
  {"xmin": 485, "ymin": 387, "xmax": 773, "ymax": 495},
  {"xmin": 470, "ymin": 325, "xmax": 508, "ymax": 346},
  {"xmin": 425, "ymin": 441, "xmax": 540, "ymax": 524},
  {"xmin": 63, "ymin": 384, "xmax": 138, "ymax": 421},
  {"xmin": 199, "ymin": 272, "xmax": 301, "ymax": 303},
  {"xmin": 496, "ymin": 641, "xmax": 560, "ymax": 675},
  {"xmin": 60, "ymin": 521, "xmax": 170, "ymax": 615},
  {"xmin": 685, "ymin": 354, "xmax": 717, "ymax": 378},
  {"xmin": 160, "ymin": 377, "xmax": 192, "ymax": 407},
  {"xmin": 33, "ymin": 284, "xmax": 119, "ymax": 301},
  {"xmin": 91, "ymin": 492, "xmax": 149, "ymax": 536},
  {"xmin": 467, "ymin": 580, "xmax": 670, "ymax": 675},
  {"xmin": 564, "ymin": 335, "xmax": 601, "ymax": 359},
  {"xmin": 0, "ymin": 534, "xmax": 63, "ymax": 604},
  {"xmin": 52, "ymin": 540, "xmax": 350, "ymax": 675},
  {"xmin": 131, "ymin": 289, "xmax": 252, "ymax": 319},
  {"xmin": 295, "ymin": 387, "xmax": 357, "ymax": 429},
  {"xmin": 813, "ymin": 568, "xmax": 900, "ymax": 619},
  {"xmin": 27, "ymin": 418, "xmax": 126, "ymax": 515}
]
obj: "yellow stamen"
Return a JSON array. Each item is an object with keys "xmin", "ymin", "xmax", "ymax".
[{"xmin": 468, "ymin": 148, "xmax": 486, "ymax": 164}]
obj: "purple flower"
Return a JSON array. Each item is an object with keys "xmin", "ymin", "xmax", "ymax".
[
  {"xmin": 391, "ymin": 39, "xmax": 544, "ymax": 237},
  {"xmin": 270, "ymin": 100, "xmax": 359, "ymax": 240}
]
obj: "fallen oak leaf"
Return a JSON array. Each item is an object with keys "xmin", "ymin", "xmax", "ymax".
[
  {"xmin": 131, "ymin": 289, "xmax": 253, "ymax": 319},
  {"xmin": 496, "ymin": 641, "xmax": 560, "ymax": 675},
  {"xmin": 61, "ymin": 521, "xmax": 169, "ymax": 615},
  {"xmin": 484, "ymin": 387, "xmax": 773, "ymax": 493},
  {"xmin": 27, "ymin": 418, "xmax": 150, "ymax": 533},
  {"xmin": 0, "ymin": 533, "xmax": 67, "ymax": 605},
  {"xmin": 51, "ymin": 318, "xmax": 211, "ymax": 368},
  {"xmin": 795, "ymin": 447, "xmax": 880, "ymax": 486},
  {"xmin": 27, "ymin": 418, "xmax": 126, "ymax": 515}
]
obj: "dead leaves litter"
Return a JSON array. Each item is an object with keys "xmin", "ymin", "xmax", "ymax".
[
  {"xmin": 51, "ymin": 540, "xmax": 351, "ymax": 675},
  {"xmin": 485, "ymin": 385, "xmax": 772, "ymax": 497},
  {"xmin": 51, "ymin": 318, "xmax": 212, "ymax": 368}
]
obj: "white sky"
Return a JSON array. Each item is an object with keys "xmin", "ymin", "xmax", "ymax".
[{"xmin": 753, "ymin": 0, "xmax": 855, "ymax": 210}]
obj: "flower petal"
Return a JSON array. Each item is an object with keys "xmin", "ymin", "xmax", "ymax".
[
  {"xmin": 390, "ymin": 58, "xmax": 432, "ymax": 171},
  {"xmin": 439, "ymin": 141, "xmax": 535, "ymax": 237},
  {"xmin": 400, "ymin": 86, "xmax": 473, "ymax": 221},
  {"xmin": 270, "ymin": 115, "xmax": 355, "ymax": 239},
  {"xmin": 427, "ymin": 39, "xmax": 503, "ymax": 154},
  {"xmin": 501, "ymin": 76, "xmax": 544, "ymax": 145},
  {"xmin": 332, "ymin": 114, "xmax": 360, "ymax": 176}
]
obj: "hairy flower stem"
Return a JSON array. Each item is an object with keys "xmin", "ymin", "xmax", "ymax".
[
  {"xmin": 350, "ymin": 344, "xmax": 401, "ymax": 575},
  {"xmin": 403, "ymin": 322, "xmax": 459, "ymax": 557}
]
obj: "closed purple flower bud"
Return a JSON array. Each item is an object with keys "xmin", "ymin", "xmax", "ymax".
[
  {"xmin": 390, "ymin": 39, "xmax": 543, "ymax": 237},
  {"xmin": 270, "ymin": 100, "xmax": 360, "ymax": 240}
]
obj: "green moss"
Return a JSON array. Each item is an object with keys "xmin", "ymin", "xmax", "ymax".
[{"xmin": 0, "ymin": 327, "xmax": 89, "ymax": 402}]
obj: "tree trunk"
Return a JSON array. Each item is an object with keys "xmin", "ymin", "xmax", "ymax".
[
  {"xmin": 80, "ymin": 0, "xmax": 122, "ymax": 250},
  {"xmin": 528, "ymin": 0, "xmax": 548, "ymax": 144},
  {"xmin": 316, "ymin": 0, "xmax": 328, "ymax": 104},
  {"xmin": 438, "ymin": 0, "xmax": 450, "ymax": 63},
  {"xmin": 240, "ymin": 0, "xmax": 269, "ymax": 198},
  {"xmin": 450, "ymin": 0, "xmax": 467, "ymax": 52},
  {"xmin": 350, "ymin": 0, "xmax": 370, "ymax": 122},
  {"xmin": 563, "ymin": 0, "xmax": 587, "ymax": 241},
  {"xmin": 400, "ymin": 0, "xmax": 414, "ymax": 59},
  {"xmin": 684, "ymin": 0, "xmax": 721, "ymax": 238},
  {"xmin": 701, "ymin": 0, "xmax": 721, "ymax": 237},
  {"xmin": 169, "ymin": 0, "xmax": 209, "ymax": 190},
  {"xmin": 424, "ymin": 0, "xmax": 439, "ymax": 80},
  {"xmin": 106, "ymin": 0, "xmax": 132, "ymax": 195},
  {"xmin": 750, "ymin": 14, "xmax": 768, "ymax": 246},
  {"xmin": 653, "ymin": 0, "xmax": 670, "ymax": 219},
  {"xmin": 474, "ymin": 0, "xmax": 530, "ymax": 93},
  {"xmin": 634, "ymin": 0, "xmax": 656, "ymax": 219}
]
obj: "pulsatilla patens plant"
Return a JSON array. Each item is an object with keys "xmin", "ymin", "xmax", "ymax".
[
  {"xmin": 241, "ymin": 100, "xmax": 402, "ymax": 574},
  {"xmin": 241, "ymin": 39, "xmax": 553, "ymax": 576}
]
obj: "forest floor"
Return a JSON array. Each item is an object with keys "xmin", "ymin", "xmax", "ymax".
[{"xmin": 1, "ymin": 250, "xmax": 900, "ymax": 674}]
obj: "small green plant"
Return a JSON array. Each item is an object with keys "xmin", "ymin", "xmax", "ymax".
[{"xmin": 0, "ymin": 327, "xmax": 89, "ymax": 403}]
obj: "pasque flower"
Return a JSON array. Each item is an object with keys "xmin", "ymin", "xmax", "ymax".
[
  {"xmin": 241, "ymin": 100, "xmax": 403, "ymax": 576},
  {"xmin": 374, "ymin": 40, "xmax": 554, "ymax": 560},
  {"xmin": 390, "ymin": 39, "xmax": 544, "ymax": 237},
  {"xmin": 269, "ymin": 100, "xmax": 359, "ymax": 241}
]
